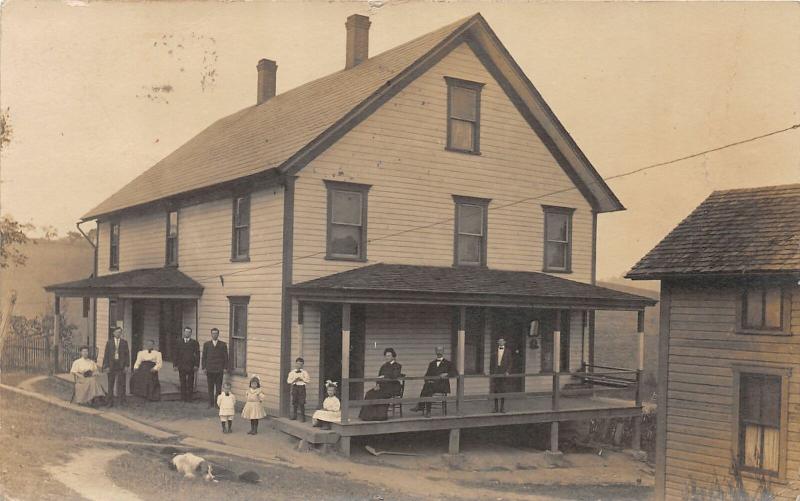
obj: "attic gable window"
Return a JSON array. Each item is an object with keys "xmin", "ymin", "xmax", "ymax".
[
  {"xmin": 231, "ymin": 195, "xmax": 250, "ymax": 261},
  {"xmin": 543, "ymin": 206, "xmax": 574, "ymax": 273},
  {"xmin": 109, "ymin": 222, "xmax": 120, "ymax": 271},
  {"xmin": 739, "ymin": 285, "xmax": 791, "ymax": 335},
  {"xmin": 445, "ymin": 77, "xmax": 483, "ymax": 154},
  {"xmin": 325, "ymin": 180, "xmax": 370, "ymax": 261}
]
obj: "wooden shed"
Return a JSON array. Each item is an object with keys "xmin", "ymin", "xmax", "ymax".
[{"xmin": 628, "ymin": 183, "xmax": 800, "ymax": 500}]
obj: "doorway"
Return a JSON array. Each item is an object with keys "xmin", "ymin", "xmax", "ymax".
[
  {"xmin": 131, "ymin": 300, "xmax": 145, "ymax": 366},
  {"xmin": 159, "ymin": 300, "xmax": 183, "ymax": 363},
  {"xmin": 491, "ymin": 309, "xmax": 529, "ymax": 392},
  {"xmin": 319, "ymin": 304, "xmax": 365, "ymax": 403}
]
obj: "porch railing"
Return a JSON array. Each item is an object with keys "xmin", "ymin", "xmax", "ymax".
[{"xmin": 338, "ymin": 364, "xmax": 642, "ymax": 423}]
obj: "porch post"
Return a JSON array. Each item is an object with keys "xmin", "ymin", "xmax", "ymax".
[
  {"xmin": 456, "ymin": 305, "xmax": 466, "ymax": 414},
  {"xmin": 340, "ymin": 303, "xmax": 351, "ymax": 424},
  {"xmin": 633, "ymin": 309, "xmax": 645, "ymax": 451},
  {"xmin": 449, "ymin": 428, "xmax": 461, "ymax": 455},
  {"xmin": 588, "ymin": 310, "xmax": 596, "ymax": 372},
  {"xmin": 550, "ymin": 310, "xmax": 561, "ymax": 454},
  {"xmin": 52, "ymin": 295, "xmax": 60, "ymax": 376}
]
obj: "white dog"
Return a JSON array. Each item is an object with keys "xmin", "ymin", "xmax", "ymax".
[{"xmin": 170, "ymin": 452, "xmax": 214, "ymax": 481}]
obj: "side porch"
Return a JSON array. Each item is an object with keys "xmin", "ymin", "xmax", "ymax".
[{"xmin": 283, "ymin": 263, "xmax": 656, "ymax": 456}]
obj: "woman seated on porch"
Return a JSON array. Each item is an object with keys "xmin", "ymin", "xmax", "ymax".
[
  {"xmin": 359, "ymin": 347, "xmax": 402, "ymax": 421},
  {"xmin": 70, "ymin": 346, "xmax": 105, "ymax": 406},
  {"xmin": 130, "ymin": 339, "xmax": 162, "ymax": 401}
]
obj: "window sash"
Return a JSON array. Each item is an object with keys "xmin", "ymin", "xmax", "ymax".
[
  {"xmin": 743, "ymin": 287, "xmax": 784, "ymax": 331},
  {"xmin": 229, "ymin": 301, "xmax": 248, "ymax": 373},
  {"xmin": 109, "ymin": 223, "xmax": 120, "ymax": 269},
  {"xmin": 543, "ymin": 209, "xmax": 572, "ymax": 272},
  {"xmin": 325, "ymin": 183, "xmax": 369, "ymax": 261},
  {"xmin": 331, "ymin": 190, "xmax": 363, "ymax": 226},
  {"xmin": 738, "ymin": 372, "xmax": 784, "ymax": 474},
  {"xmin": 232, "ymin": 196, "xmax": 250, "ymax": 259},
  {"xmin": 455, "ymin": 203, "xmax": 486, "ymax": 265},
  {"xmin": 446, "ymin": 79, "xmax": 481, "ymax": 153},
  {"xmin": 166, "ymin": 211, "xmax": 178, "ymax": 265}
]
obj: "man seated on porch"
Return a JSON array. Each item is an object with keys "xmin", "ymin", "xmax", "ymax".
[
  {"xmin": 70, "ymin": 346, "xmax": 105, "ymax": 406},
  {"xmin": 131, "ymin": 339, "xmax": 163, "ymax": 401},
  {"xmin": 411, "ymin": 346, "xmax": 454, "ymax": 418},
  {"xmin": 359, "ymin": 347, "xmax": 402, "ymax": 421}
]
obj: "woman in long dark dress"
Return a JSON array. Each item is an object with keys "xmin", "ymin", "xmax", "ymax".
[
  {"xmin": 130, "ymin": 339, "xmax": 162, "ymax": 401},
  {"xmin": 359, "ymin": 348, "xmax": 402, "ymax": 421}
]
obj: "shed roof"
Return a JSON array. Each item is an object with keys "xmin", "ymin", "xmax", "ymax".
[
  {"xmin": 627, "ymin": 183, "xmax": 800, "ymax": 279},
  {"xmin": 45, "ymin": 267, "xmax": 204, "ymax": 298},
  {"xmin": 83, "ymin": 13, "xmax": 623, "ymax": 220},
  {"xmin": 290, "ymin": 263, "xmax": 656, "ymax": 310}
]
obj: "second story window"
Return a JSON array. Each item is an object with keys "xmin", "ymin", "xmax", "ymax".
[
  {"xmin": 325, "ymin": 180, "xmax": 370, "ymax": 261},
  {"xmin": 543, "ymin": 206, "xmax": 574, "ymax": 273},
  {"xmin": 445, "ymin": 77, "xmax": 483, "ymax": 154},
  {"xmin": 740, "ymin": 286, "xmax": 790, "ymax": 334},
  {"xmin": 232, "ymin": 195, "xmax": 250, "ymax": 261},
  {"xmin": 453, "ymin": 195, "xmax": 489, "ymax": 266},
  {"xmin": 109, "ymin": 222, "xmax": 120, "ymax": 270},
  {"xmin": 165, "ymin": 210, "xmax": 178, "ymax": 266}
]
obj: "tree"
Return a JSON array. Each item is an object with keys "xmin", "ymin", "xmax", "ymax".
[{"xmin": 0, "ymin": 215, "xmax": 33, "ymax": 268}]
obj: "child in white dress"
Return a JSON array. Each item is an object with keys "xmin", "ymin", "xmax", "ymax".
[
  {"xmin": 312, "ymin": 380, "xmax": 341, "ymax": 430},
  {"xmin": 217, "ymin": 382, "xmax": 236, "ymax": 434},
  {"xmin": 242, "ymin": 376, "xmax": 266, "ymax": 435}
]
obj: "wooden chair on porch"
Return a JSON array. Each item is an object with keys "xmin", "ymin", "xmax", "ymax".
[
  {"xmin": 388, "ymin": 375, "xmax": 405, "ymax": 418},
  {"xmin": 428, "ymin": 392, "xmax": 448, "ymax": 416}
]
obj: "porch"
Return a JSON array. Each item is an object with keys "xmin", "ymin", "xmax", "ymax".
[
  {"xmin": 286, "ymin": 263, "xmax": 656, "ymax": 456},
  {"xmin": 44, "ymin": 268, "xmax": 204, "ymax": 391}
]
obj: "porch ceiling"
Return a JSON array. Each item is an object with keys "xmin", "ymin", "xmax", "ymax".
[
  {"xmin": 44, "ymin": 267, "xmax": 204, "ymax": 298},
  {"xmin": 289, "ymin": 263, "xmax": 657, "ymax": 310}
]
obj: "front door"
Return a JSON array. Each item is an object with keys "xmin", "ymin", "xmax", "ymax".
[
  {"xmin": 131, "ymin": 300, "xmax": 145, "ymax": 366},
  {"xmin": 491, "ymin": 309, "xmax": 528, "ymax": 392},
  {"xmin": 319, "ymin": 304, "xmax": 366, "ymax": 403},
  {"xmin": 159, "ymin": 300, "xmax": 183, "ymax": 363}
]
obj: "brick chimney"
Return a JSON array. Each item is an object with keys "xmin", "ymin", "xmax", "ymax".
[
  {"xmin": 256, "ymin": 59, "xmax": 277, "ymax": 105},
  {"xmin": 345, "ymin": 14, "xmax": 371, "ymax": 69}
]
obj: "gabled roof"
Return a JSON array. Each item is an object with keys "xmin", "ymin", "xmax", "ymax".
[
  {"xmin": 44, "ymin": 267, "xmax": 204, "ymax": 298},
  {"xmin": 83, "ymin": 14, "xmax": 623, "ymax": 220},
  {"xmin": 290, "ymin": 263, "xmax": 656, "ymax": 310},
  {"xmin": 627, "ymin": 183, "xmax": 800, "ymax": 279}
]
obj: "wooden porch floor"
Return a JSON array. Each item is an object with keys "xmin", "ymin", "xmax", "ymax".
[{"xmin": 273, "ymin": 394, "xmax": 640, "ymax": 445}]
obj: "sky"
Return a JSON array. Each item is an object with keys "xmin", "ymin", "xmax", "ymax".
[{"xmin": 1, "ymin": 1, "xmax": 798, "ymax": 283}]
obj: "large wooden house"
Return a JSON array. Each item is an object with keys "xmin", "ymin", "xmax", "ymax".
[
  {"xmin": 628, "ymin": 184, "xmax": 800, "ymax": 500},
  {"xmin": 47, "ymin": 13, "xmax": 655, "ymax": 454}
]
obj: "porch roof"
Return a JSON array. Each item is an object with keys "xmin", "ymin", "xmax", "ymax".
[
  {"xmin": 44, "ymin": 267, "xmax": 204, "ymax": 298},
  {"xmin": 289, "ymin": 263, "xmax": 656, "ymax": 310}
]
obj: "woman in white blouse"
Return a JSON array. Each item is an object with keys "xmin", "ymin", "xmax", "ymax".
[
  {"xmin": 70, "ymin": 346, "xmax": 105, "ymax": 406},
  {"xmin": 130, "ymin": 339, "xmax": 163, "ymax": 401}
]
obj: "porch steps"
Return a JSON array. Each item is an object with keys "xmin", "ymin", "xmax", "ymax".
[{"xmin": 271, "ymin": 417, "xmax": 340, "ymax": 445}]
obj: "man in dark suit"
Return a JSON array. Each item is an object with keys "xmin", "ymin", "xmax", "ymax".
[
  {"xmin": 201, "ymin": 327, "xmax": 228, "ymax": 408},
  {"xmin": 174, "ymin": 327, "xmax": 200, "ymax": 402},
  {"xmin": 490, "ymin": 337, "xmax": 512, "ymax": 413},
  {"xmin": 102, "ymin": 326, "xmax": 130, "ymax": 407},
  {"xmin": 414, "ymin": 346, "xmax": 455, "ymax": 417}
]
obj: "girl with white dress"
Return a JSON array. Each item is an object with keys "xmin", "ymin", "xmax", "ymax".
[
  {"xmin": 242, "ymin": 376, "xmax": 266, "ymax": 435},
  {"xmin": 312, "ymin": 381, "xmax": 341, "ymax": 429}
]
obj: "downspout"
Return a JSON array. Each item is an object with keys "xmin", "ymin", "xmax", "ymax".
[{"xmin": 77, "ymin": 220, "xmax": 99, "ymax": 356}]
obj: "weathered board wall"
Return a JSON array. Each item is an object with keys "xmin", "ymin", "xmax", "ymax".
[{"xmin": 661, "ymin": 281, "xmax": 799, "ymax": 500}]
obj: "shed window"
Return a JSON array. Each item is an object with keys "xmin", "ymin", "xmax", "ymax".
[
  {"xmin": 228, "ymin": 297, "xmax": 249, "ymax": 374},
  {"xmin": 453, "ymin": 195, "xmax": 490, "ymax": 267},
  {"xmin": 232, "ymin": 195, "xmax": 250, "ymax": 261},
  {"xmin": 739, "ymin": 373, "xmax": 783, "ymax": 475},
  {"xmin": 325, "ymin": 181, "xmax": 370, "ymax": 261},
  {"xmin": 543, "ymin": 206, "xmax": 574, "ymax": 272},
  {"xmin": 445, "ymin": 77, "xmax": 483, "ymax": 154},
  {"xmin": 742, "ymin": 286, "xmax": 786, "ymax": 332},
  {"xmin": 166, "ymin": 210, "xmax": 178, "ymax": 266},
  {"xmin": 109, "ymin": 222, "xmax": 120, "ymax": 270}
]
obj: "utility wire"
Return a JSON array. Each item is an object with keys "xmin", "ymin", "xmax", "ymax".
[{"xmin": 193, "ymin": 122, "xmax": 800, "ymax": 284}]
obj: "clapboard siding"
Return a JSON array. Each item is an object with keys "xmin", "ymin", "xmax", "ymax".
[
  {"xmin": 363, "ymin": 304, "xmax": 453, "ymax": 400},
  {"xmin": 178, "ymin": 188, "xmax": 285, "ymax": 409},
  {"xmin": 292, "ymin": 42, "xmax": 594, "ymax": 286},
  {"xmin": 663, "ymin": 281, "xmax": 800, "ymax": 500},
  {"xmin": 94, "ymin": 187, "xmax": 285, "ymax": 409}
]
